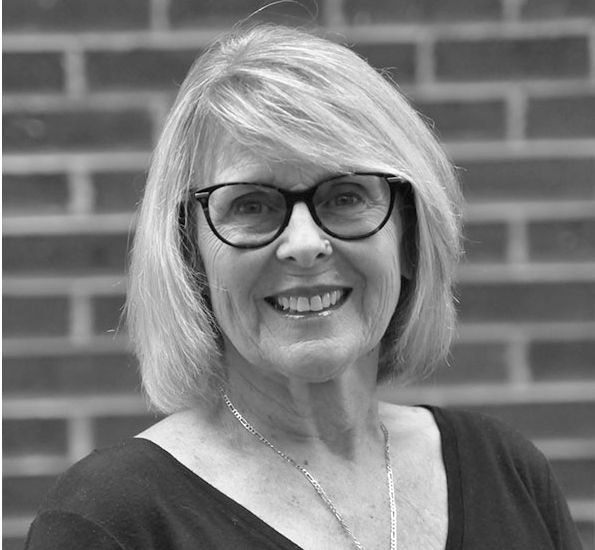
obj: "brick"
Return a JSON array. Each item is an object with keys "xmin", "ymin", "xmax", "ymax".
[
  {"xmin": 3, "ymin": 52, "xmax": 64, "ymax": 92},
  {"xmin": 3, "ymin": 234, "xmax": 129, "ymax": 274},
  {"xmin": 3, "ymin": 296, "xmax": 69, "ymax": 337},
  {"xmin": 93, "ymin": 171, "xmax": 146, "ymax": 212},
  {"xmin": 94, "ymin": 414, "xmax": 158, "ymax": 448},
  {"xmin": 527, "ymin": 94, "xmax": 595, "ymax": 138},
  {"xmin": 417, "ymin": 99, "xmax": 505, "ymax": 141},
  {"xmin": 3, "ymin": 475, "xmax": 57, "ymax": 515},
  {"xmin": 3, "ymin": 353, "xmax": 140, "ymax": 395},
  {"xmin": 87, "ymin": 49, "xmax": 198, "ymax": 91},
  {"xmin": 169, "ymin": 0, "xmax": 320, "ymax": 27},
  {"xmin": 3, "ymin": 173, "xmax": 69, "ymax": 214},
  {"xmin": 435, "ymin": 37, "xmax": 589, "ymax": 81},
  {"xmin": 465, "ymin": 401, "xmax": 595, "ymax": 439},
  {"xmin": 351, "ymin": 43, "xmax": 416, "ymax": 83},
  {"xmin": 460, "ymin": 158, "xmax": 595, "ymax": 202},
  {"xmin": 3, "ymin": 109, "xmax": 152, "ymax": 152},
  {"xmin": 458, "ymin": 282, "xmax": 595, "ymax": 322},
  {"xmin": 3, "ymin": 419, "xmax": 68, "ymax": 457},
  {"xmin": 3, "ymin": 0, "xmax": 149, "ymax": 32},
  {"xmin": 522, "ymin": 0, "xmax": 595, "ymax": 18},
  {"xmin": 345, "ymin": 0, "xmax": 501, "ymax": 23},
  {"xmin": 529, "ymin": 219, "xmax": 595, "ymax": 261},
  {"xmin": 530, "ymin": 340, "xmax": 595, "ymax": 381},
  {"xmin": 93, "ymin": 295, "xmax": 126, "ymax": 335},
  {"xmin": 550, "ymin": 458, "xmax": 595, "ymax": 499},
  {"xmin": 425, "ymin": 342, "xmax": 508, "ymax": 384},
  {"xmin": 463, "ymin": 222, "xmax": 508, "ymax": 262}
]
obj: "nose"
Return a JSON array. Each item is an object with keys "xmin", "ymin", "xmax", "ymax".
[{"xmin": 275, "ymin": 202, "xmax": 332, "ymax": 267}]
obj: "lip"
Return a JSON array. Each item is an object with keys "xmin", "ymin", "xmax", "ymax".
[{"xmin": 264, "ymin": 286, "xmax": 352, "ymax": 316}]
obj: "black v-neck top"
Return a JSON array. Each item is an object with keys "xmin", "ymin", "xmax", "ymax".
[{"xmin": 25, "ymin": 406, "xmax": 582, "ymax": 549}]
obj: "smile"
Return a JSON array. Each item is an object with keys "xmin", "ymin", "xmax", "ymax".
[{"xmin": 266, "ymin": 289, "xmax": 351, "ymax": 315}]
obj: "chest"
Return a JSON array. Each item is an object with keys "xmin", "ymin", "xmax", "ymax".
[
  {"xmin": 202, "ymin": 443, "xmax": 448, "ymax": 550},
  {"xmin": 140, "ymin": 408, "xmax": 449, "ymax": 549}
]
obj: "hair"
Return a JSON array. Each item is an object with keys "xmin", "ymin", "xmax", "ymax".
[{"xmin": 127, "ymin": 23, "xmax": 464, "ymax": 414}]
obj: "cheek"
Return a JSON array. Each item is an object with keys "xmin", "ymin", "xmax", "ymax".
[
  {"xmin": 197, "ymin": 223, "xmax": 239, "ymax": 326},
  {"xmin": 196, "ymin": 222, "xmax": 263, "ymax": 328},
  {"xmin": 198, "ymin": 229, "xmax": 228, "ymax": 288}
]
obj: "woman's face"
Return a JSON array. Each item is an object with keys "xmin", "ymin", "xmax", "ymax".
[{"xmin": 197, "ymin": 151, "xmax": 405, "ymax": 383}]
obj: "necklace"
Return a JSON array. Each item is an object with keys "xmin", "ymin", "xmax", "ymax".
[{"xmin": 221, "ymin": 390, "xmax": 397, "ymax": 550}]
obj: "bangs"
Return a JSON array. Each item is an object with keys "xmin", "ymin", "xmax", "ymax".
[{"xmin": 197, "ymin": 57, "xmax": 404, "ymax": 178}]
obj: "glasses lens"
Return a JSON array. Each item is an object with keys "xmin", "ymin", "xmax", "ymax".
[
  {"xmin": 208, "ymin": 184, "xmax": 286, "ymax": 246},
  {"xmin": 313, "ymin": 175, "xmax": 391, "ymax": 237}
]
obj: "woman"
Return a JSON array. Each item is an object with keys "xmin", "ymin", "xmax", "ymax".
[{"xmin": 26, "ymin": 24, "xmax": 581, "ymax": 550}]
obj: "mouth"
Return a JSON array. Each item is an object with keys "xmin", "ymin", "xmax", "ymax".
[{"xmin": 265, "ymin": 288, "xmax": 352, "ymax": 316}]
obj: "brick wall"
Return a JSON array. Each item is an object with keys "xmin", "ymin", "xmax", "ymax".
[{"xmin": 3, "ymin": 1, "xmax": 594, "ymax": 548}]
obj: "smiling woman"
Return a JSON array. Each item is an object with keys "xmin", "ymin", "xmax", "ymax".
[
  {"xmin": 130, "ymin": 25, "xmax": 461, "ymax": 412},
  {"xmin": 24, "ymin": 24, "xmax": 582, "ymax": 550}
]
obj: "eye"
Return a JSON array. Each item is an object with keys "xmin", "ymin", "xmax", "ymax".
[
  {"xmin": 235, "ymin": 198, "xmax": 265, "ymax": 214},
  {"xmin": 330, "ymin": 191, "xmax": 366, "ymax": 207},
  {"xmin": 227, "ymin": 190, "xmax": 286, "ymax": 218},
  {"xmin": 232, "ymin": 194, "xmax": 271, "ymax": 215},
  {"xmin": 319, "ymin": 183, "xmax": 369, "ymax": 210}
]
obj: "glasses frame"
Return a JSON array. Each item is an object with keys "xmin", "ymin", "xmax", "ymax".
[{"xmin": 192, "ymin": 172, "xmax": 407, "ymax": 249}]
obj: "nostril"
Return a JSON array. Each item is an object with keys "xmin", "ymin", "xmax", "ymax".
[{"xmin": 276, "ymin": 235, "xmax": 332, "ymax": 266}]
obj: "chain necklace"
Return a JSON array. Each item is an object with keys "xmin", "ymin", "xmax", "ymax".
[{"xmin": 221, "ymin": 390, "xmax": 397, "ymax": 550}]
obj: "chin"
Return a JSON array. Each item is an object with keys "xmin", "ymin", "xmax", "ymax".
[{"xmin": 262, "ymin": 341, "xmax": 360, "ymax": 383}]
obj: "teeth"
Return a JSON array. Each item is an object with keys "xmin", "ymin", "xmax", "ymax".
[
  {"xmin": 310, "ymin": 295, "xmax": 323, "ymax": 311},
  {"xmin": 297, "ymin": 297, "xmax": 309, "ymax": 312},
  {"xmin": 273, "ymin": 290, "xmax": 346, "ymax": 313}
]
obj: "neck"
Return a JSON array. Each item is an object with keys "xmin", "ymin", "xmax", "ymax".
[{"xmin": 221, "ymin": 350, "xmax": 382, "ymax": 462}]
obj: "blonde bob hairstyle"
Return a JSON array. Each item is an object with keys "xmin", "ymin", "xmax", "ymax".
[{"xmin": 127, "ymin": 23, "xmax": 463, "ymax": 414}]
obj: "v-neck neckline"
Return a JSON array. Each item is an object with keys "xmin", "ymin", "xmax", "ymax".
[{"xmin": 134, "ymin": 404, "xmax": 464, "ymax": 550}]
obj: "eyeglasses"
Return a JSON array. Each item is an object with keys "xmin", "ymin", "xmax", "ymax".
[{"xmin": 193, "ymin": 172, "xmax": 406, "ymax": 249}]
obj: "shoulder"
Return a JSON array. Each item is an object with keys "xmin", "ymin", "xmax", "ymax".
[
  {"xmin": 429, "ymin": 406, "xmax": 547, "ymax": 464},
  {"xmin": 28, "ymin": 439, "xmax": 180, "ymax": 550},
  {"xmin": 380, "ymin": 402, "xmax": 551, "ymax": 487},
  {"xmin": 26, "ymin": 510, "xmax": 127, "ymax": 550},
  {"xmin": 426, "ymin": 407, "xmax": 583, "ymax": 549},
  {"xmin": 41, "ymin": 438, "xmax": 177, "ymax": 516},
  {"xmin": 428, "ymin": 406, "xmax": 556, "ymax": 499},
  {"xmin": 394, "ymin": 405, "xmax": 584, "ymax": 549}
]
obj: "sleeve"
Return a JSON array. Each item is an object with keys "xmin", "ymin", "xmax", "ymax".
[{"xmin": 25, "ymin": 510, "xmax": 127, "ymax": 550}]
